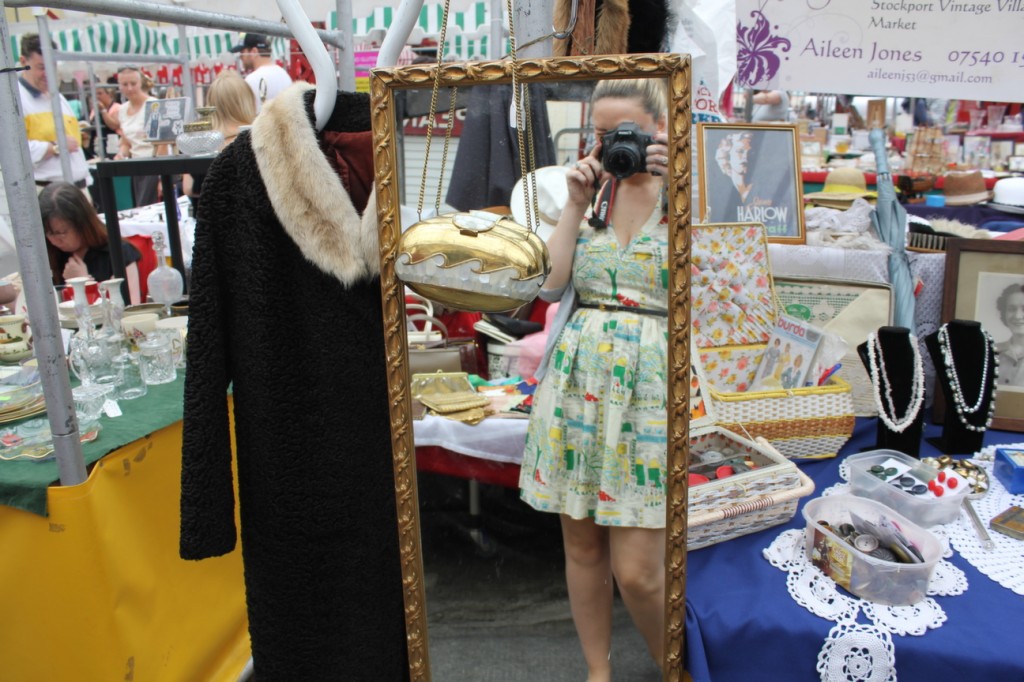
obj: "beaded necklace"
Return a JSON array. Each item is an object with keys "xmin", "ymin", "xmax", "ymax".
[
  {"xmin": 866, "ymin": 331, "xmax": 925, "ymax": 433},
  {"xmin": 936, "ymin": 324, "xmax": 999, "ymax": 432}
]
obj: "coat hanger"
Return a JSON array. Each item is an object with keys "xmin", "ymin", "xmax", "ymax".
[
  {"xmin": 276, "ymin": 0, "xmax": 336, "ymax": 131},
  {"xmin": 376, "ymin": 0, "xmax": 426, "ymax": 68}
]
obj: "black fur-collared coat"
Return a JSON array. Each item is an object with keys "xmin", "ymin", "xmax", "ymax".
[{"xmin": 180, "ymin": 82, "xmax": 407, "ymax": 680}]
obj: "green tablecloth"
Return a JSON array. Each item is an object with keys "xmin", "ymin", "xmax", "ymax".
[{"xmin": 0, "ymin": 375, "xmax": 186, "ymax": 516}]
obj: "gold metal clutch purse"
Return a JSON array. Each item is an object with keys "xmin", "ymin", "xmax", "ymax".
[{"xmin": 396, "ymin": 211, "xmax": 550, "ymax": 313}]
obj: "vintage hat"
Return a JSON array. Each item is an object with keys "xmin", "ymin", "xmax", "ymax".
[
  {"xmin": 229, "ymin": 33, "xmax": 270, "ymax": 53},
  {"xmin": 804, "ymin": 167, "xmax": 877, "ymax": 209},
  {"xmin": 509, "ymin": 166, "xmax": 569, "ymax": 242},
  {"xmin": 942, "ymin": 170, "xmax": 991, "ymax": 206},
  {"xmin": 990, "ymin": 177, "xmax": 1024, "ymax": 215}
]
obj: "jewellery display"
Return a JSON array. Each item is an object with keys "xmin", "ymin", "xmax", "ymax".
[
  {"xmin": 936, "ymin": 324, "xmax": 999, "ymax": 432},
  {"xmin": 865, "ymin": 331, "xmax": 925, "ymax": 434}
]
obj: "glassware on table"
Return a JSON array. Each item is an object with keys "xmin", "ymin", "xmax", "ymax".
[
  {"xmin": 155, "ymin": 316, "xmax": 188, "ymax": 369},
  {"xmin": 138, "ymin": 336, "xmax": 177, "ymax": 385},
  {"xmin": 175, "ymin": 107, "xmax": 224, "ymax": 156},
  {"xmin": 112, "ymin": 352, "xmax": 147, "ymax": 400},
  {"xmin": 98, "ymin": 278, "xmax": 126, "ymax": 334},
  {"xmin": 987, "ymin": 104, "xmax": 1007, "ymax": 130},
  {"xmin": 67, "ymin": 277, "xmax": 118, "ymax": 387},
  {"xmin": 968, "ymin": 109, "xmax": 986, "ymax": 132},
  {"xmin": 146, "ymin": 231, "xmax": 184, "ymax": 319},
  {"xmin": 72, "ymin": 384, "xmax": 111, "ymax": 423}
]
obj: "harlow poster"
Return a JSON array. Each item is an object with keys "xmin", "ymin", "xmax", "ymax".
[{"xmin": 735, "ymin": 0, "xmax": 1024, "ymax": 101}]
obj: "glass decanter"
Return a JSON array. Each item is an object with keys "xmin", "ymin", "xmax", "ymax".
[
  {"xmin": 146, "ymin": 231, "xmax": 184, "ymax": 318},
  {"xmin": 175, "ymin": 107, "xmax": 224, "ymax": 156},
  {"xmin": 67, "ymin": 277, "xmax": 117, "ymax": 387},
  {"xmin": 98, "ymin": 277, "xmax": 126, "ymax": 336}
]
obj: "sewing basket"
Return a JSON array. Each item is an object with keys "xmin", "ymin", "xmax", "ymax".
[{"xmin": 691, "ymin": 223, "xmax": 856, "ymax": 460}]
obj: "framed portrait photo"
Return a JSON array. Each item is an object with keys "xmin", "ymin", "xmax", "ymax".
[
  {"xmin": 1008, "ymin": 155, "xmax": 1024, "ymax": 173},
  {"xmin": 942, "ymin": 238, "xmax": 1024, "ymax": 431},
  {"xmin": 697, "ymin": 123, "xmax": 806, "ymax": 244}
]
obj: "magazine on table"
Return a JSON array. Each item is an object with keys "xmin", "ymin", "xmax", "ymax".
[{"xmin": 750, "ymin": 314, "xmax": 824, "ymax": 391}]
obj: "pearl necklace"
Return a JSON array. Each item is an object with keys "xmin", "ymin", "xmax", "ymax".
[
  {"xmin": 936, "ymin": 324, "xmax": 999, "ymax": 432},
  {"xmin": 866, "ymin": 331, "xmax": 925, "ymax": 433}
]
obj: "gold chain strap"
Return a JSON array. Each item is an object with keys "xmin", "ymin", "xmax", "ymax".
[
  {"xmin": 414, "ymin": 0, "xmax": 540, "ymax": 229},
  {"xmin": 416, "ymin": 0, "xmax": 454, "ymax": 219}
]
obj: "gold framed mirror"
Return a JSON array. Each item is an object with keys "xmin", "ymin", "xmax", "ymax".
[{"xmin": 370, "ymin": 53, "xmax": 692, "ymax": 681}]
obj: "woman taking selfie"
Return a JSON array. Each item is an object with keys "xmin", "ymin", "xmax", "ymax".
[
  {"xmin": 518, "ymin": 78, "xmax": 671, "ymax": 681},
  {"xmin": 40, "ymin": 181, "xmax": 142, "ymax": 304}
]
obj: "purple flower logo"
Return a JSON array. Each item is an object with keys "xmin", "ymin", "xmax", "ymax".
[{"xmin": 737, "ymin": 10, "xmax": 791, "ymax": 87}]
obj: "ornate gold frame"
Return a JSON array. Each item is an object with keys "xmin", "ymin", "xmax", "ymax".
[{"xmin": 369, "ymin": 53, "xmax": 692, "ymax": 681}]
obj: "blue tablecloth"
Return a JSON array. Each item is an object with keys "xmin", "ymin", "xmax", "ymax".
[{"xmin": 684, "ymin": 418, "xmax": 1024, "ymax": 681}]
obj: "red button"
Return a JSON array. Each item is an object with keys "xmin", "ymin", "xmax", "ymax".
[
  {"xmin": 716, "ymin": 465, "xmax": 735, "ymax": 479},
  {"xmin": 933, "ymin": 486, "xmax": 944, "ymax": 497},
  {"xmin": 937, "ymin": 471, "xmax": 946, "ymax": 483},
  {"xmin": 689, "ymin": 473, "xmax": 710, "ymax": 486},
  {"xmin": 947, "ymin": 477, "xmax": 958, "ymax": 489}
]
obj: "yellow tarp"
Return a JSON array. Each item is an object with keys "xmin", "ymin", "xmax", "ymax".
[{"xmin": 0, "ymin": 421, "xmax": 250, "ymax": 681}]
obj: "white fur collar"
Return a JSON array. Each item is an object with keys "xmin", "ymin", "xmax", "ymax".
[{"xmin": 251, "ymin": 81, "xmax": 379, "ymax": 285}]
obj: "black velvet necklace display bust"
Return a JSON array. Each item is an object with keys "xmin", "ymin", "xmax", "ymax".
[
  {"xmin": 858, "ymin": 326, "xmax": 926, "ymax": 457},
  {"xmin": 925, "ymin": 320, "xmax": 997, "ymax": 455}
]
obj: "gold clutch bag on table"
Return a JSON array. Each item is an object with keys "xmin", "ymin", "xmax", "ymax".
[{"xmin": 410, "ymin": 371, "xmax": 489, "ymax": 424}]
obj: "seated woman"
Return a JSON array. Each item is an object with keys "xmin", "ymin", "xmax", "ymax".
[{"xmin": 39, "ymin": 182, "xmax": 142, "ymax": 304}]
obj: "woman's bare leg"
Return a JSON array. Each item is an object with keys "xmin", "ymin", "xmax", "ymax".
[{"xmin": 561, "ymin": 514, "xmax": 614, "ymax": 682}]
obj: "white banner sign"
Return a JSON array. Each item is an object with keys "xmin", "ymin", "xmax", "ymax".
[{"xmin": 736, "ymin": 0, "xmax": 1024, "ymax": 101}]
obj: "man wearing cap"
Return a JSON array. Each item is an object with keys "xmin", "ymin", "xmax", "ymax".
[
  {"xmin": 16, "ymin": 34, "xmax": 91, "ymax": 190},
  {"xmin": 230, "ymin": 33, "xmax": 293, "ymax": 113}
]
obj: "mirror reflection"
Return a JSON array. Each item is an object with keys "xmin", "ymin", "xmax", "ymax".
[{"xmin": 371, "ymin": 56, "xmax": 690, "ymax": 682}]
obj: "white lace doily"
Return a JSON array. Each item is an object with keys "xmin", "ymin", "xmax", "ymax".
[
  {"xmin": 943, "ymin": 444, "xmax": 1024, "ymax": 594},
  {"xmin": 816, "ymin": 621, "xmax": 896, "ymax": 682}
]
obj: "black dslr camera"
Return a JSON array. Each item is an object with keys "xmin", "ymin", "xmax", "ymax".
[{"xmin": 601, "ymin": 122, "xmax": 654, "ymax": 179}]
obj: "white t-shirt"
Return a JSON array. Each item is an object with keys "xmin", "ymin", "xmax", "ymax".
[{"xmin": 245, "ymin": 64, "xmax": 293, "ymax": 113}]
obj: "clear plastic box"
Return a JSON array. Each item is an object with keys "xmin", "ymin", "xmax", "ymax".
[
  {"xmin": 802, "ymin": 494, "xmax": 941, "ymax": 606},
  {"xmin": 846, "ymin": 450, "xmax": 968, "ymax": 526}
]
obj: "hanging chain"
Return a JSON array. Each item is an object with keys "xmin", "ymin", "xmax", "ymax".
[
  {"xmin": 415, "ymin": 0, "xmax": 540, "ymax": 231},
  {"xmin": 416, "ymin": 0, "xmax": 454, "ymax": 219},
  {"xmin": 506, "ymin": 0, "xmax": 540, "ymax": 233}
]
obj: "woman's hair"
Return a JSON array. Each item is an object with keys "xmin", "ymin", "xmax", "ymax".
[
  {"xmin": 207, "ymin": 71, "xmax": 257, "ymax": 131},
  {"xmin": 591, "ymin": 78, "xmax": 667, "ymax": 121},
  {"xmin": 39, "ymin": 182, "xmax": 110, "ymax": 284},
  {"xmin": 996, "ymin": 282, "xmax": 1024, "ymax": 321},
  {"xmin": 118, "ymin": 65, "xmax": 153, "ymax": 93}
]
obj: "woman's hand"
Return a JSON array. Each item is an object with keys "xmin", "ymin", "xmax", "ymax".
[
  {"xmin": 566, "ymin": 142, "xmax": 603, "ymax": 208},
  {"xmin": 645, "ymin": 132, "xmax": 670, "ymax": 178},
  {"xmin": 63, "ymin": 255, "xmax": 89, "ymax": 281}
]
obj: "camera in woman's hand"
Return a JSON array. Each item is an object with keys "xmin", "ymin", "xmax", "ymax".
[{"xmin": 601, "ymin": 122, "xmax": 654, "ymax": 179}]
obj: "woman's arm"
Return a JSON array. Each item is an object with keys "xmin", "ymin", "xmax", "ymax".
[
  {"xmin": 125, "ymin": 262, "xmax": 142, "ymax": 305},
  {"xmin": 543, "ymin": 145, "xmax": 603, "ymax": 293},
  {"xmin": 100, "ymin": 103, "xmax": 121, "ymax": 132}
]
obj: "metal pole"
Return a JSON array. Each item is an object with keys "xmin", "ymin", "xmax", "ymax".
[
  {"xmin": 376, "ymin": 0, "xmax": 424, "ymax": 68},
  {"xmin": 36, "ymin": 13, "xmax": 74, "ymax": 182},
  {"xmin": 0, "ymin": 5, "xmax": 86, "ymax": 486},
  {"xmin": 87, "ymin": 62, "xmax": 105, "ymax": 160},
  {"xmin": 6, "ymin": 0, "xmax": 348, "ymax": 49},
  {"xmin": 177, "ymin": 24, "xmax": 196, "ymax": 107},
  {"xmin": 514, "ymin": 0, "xmax": 552, "ymax": 58},
  {"xmin": 336, "ymin": 0, "xmax": 355, "ymax": 92},
  {"xmin": 488, "ymin": 0, "xmax": 503, "ymax": 60},
  {"xmin": 56, "ymin": 49, "xmax": 187, "ymax": 65}
]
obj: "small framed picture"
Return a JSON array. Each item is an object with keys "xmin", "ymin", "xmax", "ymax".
[
  {"xmin": 144, "ymin": 97, "xmax": 190, "ymax": 142},
  {"xmin": 800, "ymin": 140, "xmax": 823, "ymax": 170},
  {"xmin": 942, "ymin": 239, "xmax": 1024, "ymax": 431},
  {"xmin": 1007, "ymin": 156, "xmax": 1024, "ymax": 172},
  {"xmin": 697, "ymin": 123, "xmax": 806, "ymax": 244}
]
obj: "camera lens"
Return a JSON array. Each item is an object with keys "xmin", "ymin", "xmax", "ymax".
[{"xmin": 604, "ymin": 147, "xmax": 645, "ymax": 179}]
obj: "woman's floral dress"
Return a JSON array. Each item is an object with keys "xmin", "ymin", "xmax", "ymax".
[{"xmin": 519, "ymin": 204, "xmax": 669, "ymax": 528}]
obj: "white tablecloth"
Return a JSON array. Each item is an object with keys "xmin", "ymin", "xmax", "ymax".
[
  {"xmin": 413, "ymin": 415, "xmax": 528, "ymax": 464},
  {"xmin": 102, "ymin": 196, "xmax": 196, "ymax": 268}
]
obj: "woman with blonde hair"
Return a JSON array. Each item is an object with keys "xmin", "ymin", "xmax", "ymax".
[
  {"xmin": 183, "ymin": 71, "xmax": 258, "ymax": 206},
  {"xmin": 115, "ymin": 65, "xmax": 163, "ymax": 206},
  {"xmin": 519, "ymin": 77, "xmax": 671, "ymax": 680}
]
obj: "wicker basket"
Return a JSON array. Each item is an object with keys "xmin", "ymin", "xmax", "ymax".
[
  {"xmin": 687, "ymin": 428, "xmax": 815, "ymax": 549},
  {"xmin": 699, "ymin": 345, "xmax": 856, "ymax": 460}
]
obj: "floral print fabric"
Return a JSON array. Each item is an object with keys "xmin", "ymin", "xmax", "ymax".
[
  {"xmin": 691, "ymin": 224, "xmax": 776, "ymax": 348},
  {"xmin": 519, "ymin": 206, "xmax": 669, "ymax": 528}
]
